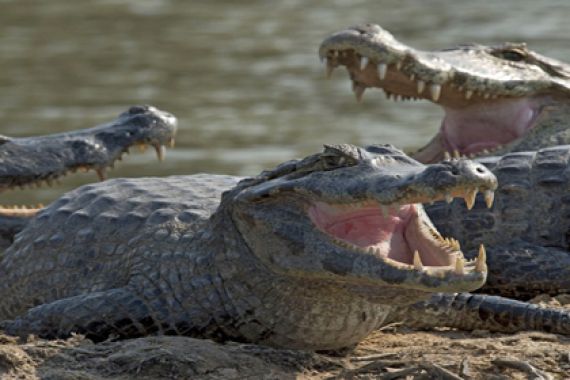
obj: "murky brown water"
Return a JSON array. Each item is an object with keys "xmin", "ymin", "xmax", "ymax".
[{"xmin": 1, "ymin": 0, "xmax": 569, "ymax": 204}]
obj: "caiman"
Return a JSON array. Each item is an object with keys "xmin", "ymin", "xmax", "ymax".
[
  {"xmin": 319, "ymin": 23, "xmax": 570, "ymax": 163},
  {"xmin": 320, "ymin": 24, "xmax": 570, "ymax": 299},
  {"xmin": 0, "ymin": 105, "xmax": 177, "ymax": 249},
  {"xmin": 2, "ymin": 144, "xmax": 570, "ymax": 350}
]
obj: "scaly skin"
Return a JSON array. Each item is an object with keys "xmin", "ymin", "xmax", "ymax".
[
  {"xmin": 0, "ymin": 105, "xmax": 177, "ymax": 249},
  {"xmin": 0, "ymin": 144, "xmax": 504, "ymax": 350},
  {"xmin": 319, "ymin": 24, "xmax": 570, "ymax": 163},
  {"xmin": 320, "ymin": 24, "xmax": 570, "ymax": 300},
  {"xmin": 426, "ymin": 145, "xmax": 570, "ymax": 299},
  {"xmin": 3, "ymin": 144, "xmax": 570, "ymax": 349}
]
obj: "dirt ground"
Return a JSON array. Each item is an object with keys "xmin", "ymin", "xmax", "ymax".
[{"xmin": 0, "ymin": 295, "xmax": 569, "ymax": 380}]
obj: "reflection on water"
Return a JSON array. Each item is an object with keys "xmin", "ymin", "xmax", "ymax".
[{"xmin": 1, "ymin": 0, "xmax": 569, "ymax": 204}]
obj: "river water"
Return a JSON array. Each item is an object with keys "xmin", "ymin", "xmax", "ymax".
[{"xmin": 1, "ymin": 0, "xmax": 569, "ymax": 204}]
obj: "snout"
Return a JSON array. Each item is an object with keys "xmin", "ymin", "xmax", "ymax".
[{"xmin": 440, "ymin": 159, "xmax": 497, "ymax": 191}]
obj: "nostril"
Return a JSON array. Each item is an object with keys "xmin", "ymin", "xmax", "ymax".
[{"xmin": 475, "ymin": 166, "xmax": 485, "ymax": 174}]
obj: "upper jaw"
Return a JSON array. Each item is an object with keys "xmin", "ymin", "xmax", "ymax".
[
  {"xmin": 320, "ymin": 24, "xmax": 570, "ymax": 107},
  {"xmin": 320, "ymin": 25, "xmax": 570, "ymax": 161}
]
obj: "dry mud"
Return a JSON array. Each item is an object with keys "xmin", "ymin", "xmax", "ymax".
[{"xmin": 0, "ymin": 295, "xmax": 569, "ymax": 380}]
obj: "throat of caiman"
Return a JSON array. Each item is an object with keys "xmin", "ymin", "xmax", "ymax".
[{"xmin": 308, "ymin": 199, "xmax": 485, "ymax": 273}]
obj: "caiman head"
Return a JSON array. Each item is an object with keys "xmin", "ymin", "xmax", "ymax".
[
  {"xmin": 0, "ymin": 105, "xmax": 176, "ymax": 215},
  {"xmin": 0, "ymin": 105, "xmax": 177, "ymax": 191},
  {"xmin": 319, "ymin": 24, "xmax": 570, "ymax": 163},
  {"xmin": 224, "ymin": 144, "xmax": 497, "ymax": 304}
]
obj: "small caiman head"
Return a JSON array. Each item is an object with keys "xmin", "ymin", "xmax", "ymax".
[
  {"xmin": 0, "ymin": 105, "xmax": 177, "ymax": 191},
  {"xmin": 224, "ymin": 144, "xmax": 497, "ymax": 304},
  {"xmin": 319, "ymin": 24, "xmax": 570, "ymax": 163}
]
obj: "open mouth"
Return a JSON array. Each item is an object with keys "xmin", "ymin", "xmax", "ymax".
[
  {"xmin": 320, "ymin": 48, "xmax": 550, "ymax": 163},
  {"xmin": 309, "ymin": 197, "xmax": 487, "ymax": 275},
  {"xmin": 0, "ymin": 139, "xmax": 174, "ymax": 216}
]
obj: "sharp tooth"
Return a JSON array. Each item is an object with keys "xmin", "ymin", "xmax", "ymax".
[
  {"xmin": 360, "ymin": 56, "xmax": 369, "ymax": 71},
  {"xmin": 95, "ymin": 168, "xmax": 107, "ymax": 181},
  {"xmin": 353, "ymin": 82, "xmax": 366, "ymax": 102},
  {"xmin": 455, "ymin": 257, "xmax": 465, "ymax": 275},
  {"xmin": 464, "ymin": 189, "xmax": 478, "ymax": 210},
  {"xmin": 409, "ymin": 74, "xmax": 415, "ymax": 81},
  {"xmin": 475, "ymin": 244, "xmax": 487, "ymax": 272},
  {"xmin": 374, "ymin": 247, "xmax": 382, "ymax": 256},
  {"xmin": 453, "ymin": 150, "xmax": 460, "ymax": 159},
  {"xmin": 443, "ymin": 151, "xmax": 451, "ymax": 160},
  {"xmin": 416, "ymin": 80, "xmax": 425, "ymax": 94},
  {"xmin": 168, "ymin": 137, "xmax": 176, "ymax": 148},
  {"xmin": 483, "ymin": 190, "xmax": 495, "ymax": 208},
  {"xmin": 367, "ymin": 247, "xmax": 375, "ymax": 255},
  {"xmin": 333, "ymin": 50, "xmax": 339, "ymax": 57},
  {"xmin": 445, "ymin": 192, "xmax": 453, "ymax": 204},
  {"xmin": 465, "ymin": 90, "xmax": 473, "ymax": 99},
  {"xmin": 154, "ymin": 144, "xmax": 166, "ymax": 161},
  {"xmin": 413, "ymin": 250, "xmax": 423, "ymax": 270},
  {"xmin": 429, "ymin": 84, "xmax": 441, "ymax": 101},
  {"xmin": 377, "ymin": 63, "xmax": 387, "ymax": 80},
  {"xmin": 395, "ymin": 61, "xmax": 402, "ymax": 70}
]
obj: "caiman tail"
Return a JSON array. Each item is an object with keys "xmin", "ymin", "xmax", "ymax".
[{"xmin": 391, "ymin": 292, "xmax": 570, "ymax": 335}]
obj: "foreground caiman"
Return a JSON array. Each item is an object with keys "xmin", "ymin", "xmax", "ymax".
[
  {"xmin": 319, "ymin": 23, "xmax": 570, "ymax": 163},
  {"xmin": 0, "ymin": 105, "xmax": 177, "ymax": 249},
  {"xmin": 2, "ymin": 144, "xmax": 570, "ymax": 350}
]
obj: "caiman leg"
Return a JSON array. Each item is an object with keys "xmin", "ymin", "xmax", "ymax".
[
  {"xmin": 389, "ymin": 292, "xmax": 570, "ymax": 335},
  {"xmin": 0, "ymin": 287, "xmax": 152, "ymax": 341}
]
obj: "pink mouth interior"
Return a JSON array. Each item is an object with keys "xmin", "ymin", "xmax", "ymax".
[
  {"xmin": 308, "ymin": 202, "xmax": 453, "ymax": 266},
  {"xmin": 441, "ymin": 98, "xmax": 539, "ymax": 155}
]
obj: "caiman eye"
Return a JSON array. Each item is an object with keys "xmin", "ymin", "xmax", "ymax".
[
  {"xmin": 496, "ymin": 50, "xmax": 526, "ymax": 62},
  {"xmin": 321, "ymin": 155, "xmax": 356, "ymax": 169}
]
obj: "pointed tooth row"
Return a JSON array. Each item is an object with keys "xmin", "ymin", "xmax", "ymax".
[
  {"xmin": 6, "ymin": 142, "xmax": 171, "ymax": 190},
  {"xmin": 440, "ymin": 187, "xmax": 495, "ymax": 210},
  {"xmin": 443, "ymin": 237, "xmax": 461, "ymax": 251},
  {"xmin": 0, "ymin": 203, "xmax": 44, "ymax": 210},
  {"xmin": 322, "ymin": 48, "xmax": 504, "ymax": 104}
]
